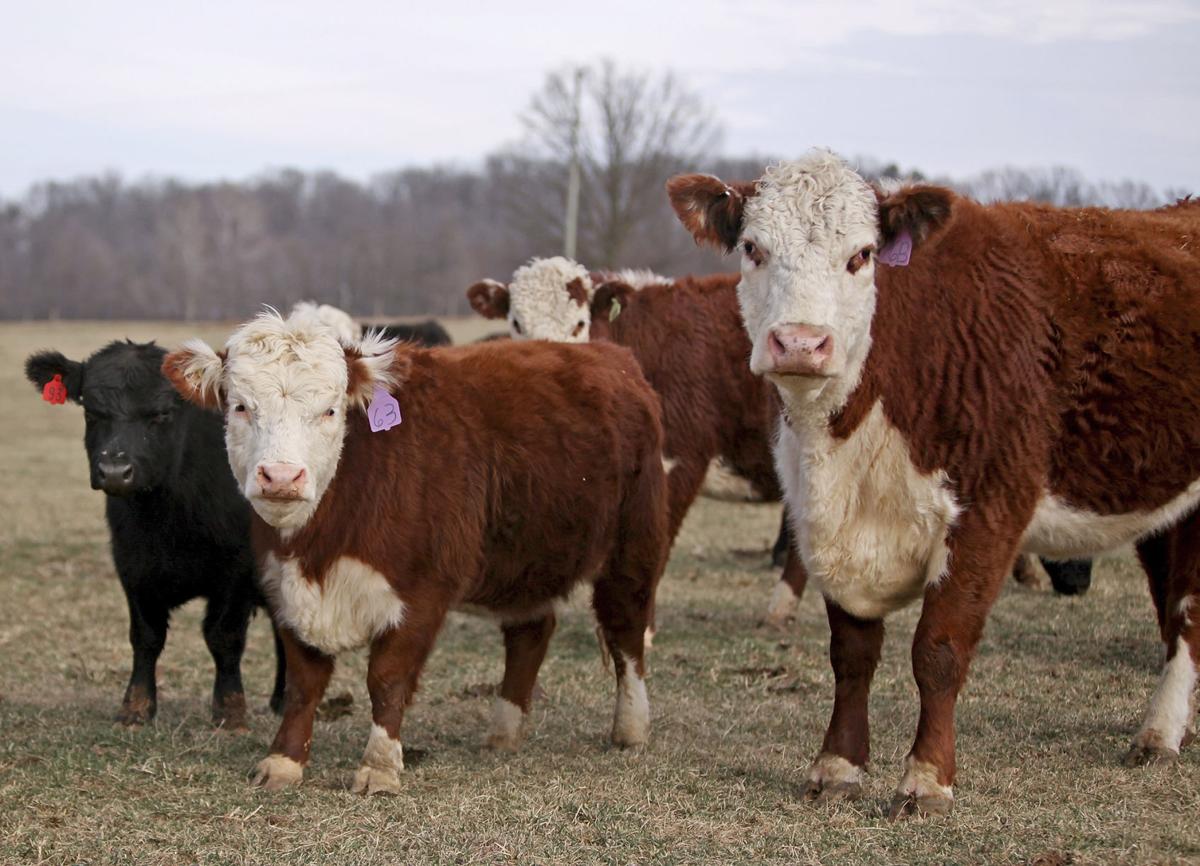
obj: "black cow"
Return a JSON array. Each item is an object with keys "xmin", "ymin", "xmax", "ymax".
[
  {"xmin": 25, "ymin": 340, "xmax": 284, "ymax": 727},
  {"xmin": 360, "ymin": 319, "xmax": 452, "ymax": 346}
]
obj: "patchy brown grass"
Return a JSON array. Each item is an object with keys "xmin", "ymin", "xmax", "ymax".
[{"xmin": 0, "ymin": 321, "xmax": 1197, "ymax": 866}]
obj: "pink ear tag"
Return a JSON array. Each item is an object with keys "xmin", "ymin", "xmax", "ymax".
[
  {"xmin": 878, "ymin": 229, "xmax": 912, "ymax": 266},
  {"xmin": 367, "ymin": 386, "xmax": 402, "ymax": 432}
]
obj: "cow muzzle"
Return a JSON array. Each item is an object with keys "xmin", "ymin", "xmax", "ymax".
[
  {"xmin": 96, "ymin": 456, "xmax": 137, "ymax": 495},
  {"xmin": 255, "ymin": 462, "xmax": 309, "ymax": 501},
  {"xmin": 766, "ymin": 323, "xmax": 835, "ymax": 377}
]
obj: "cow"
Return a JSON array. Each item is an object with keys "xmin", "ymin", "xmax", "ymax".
[
  {"xmin": 668, "ymin": 151, "xmax": 1200, "ymax": 817},
  {"xmin": 163, "ymin": 313, "xmax": 668, "ymax": 794},
  {"xmin": 25, "ymin": 341, "xmax": 285, "ymax": 728},
  {"xmin": 292, "ymin": 302, "xmax": 453, "ymax": 348},
  {"xmin": 468, "ymin": 257, "xmax": 809, "ymax": 629}
]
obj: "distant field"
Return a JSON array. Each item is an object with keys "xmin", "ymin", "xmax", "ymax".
[{"xmin": 0, "ymin": 321, "xmax": 1196, "ymax": 866}]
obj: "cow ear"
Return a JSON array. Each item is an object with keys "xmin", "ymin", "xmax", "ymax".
[
  {"xmin": 25, "ymin": 351, "xmax": 85, "ymax": 402},
  {"xmin": 467, "ymin": 279, "xmax": 511, "ymax": 319},
  {"xmin": 592, "ymin": 280, "xmax": 635, "ymax": 323},
  {"xmin": 346, "ymin": 331, "xmax": 412, "ymax": 410},
  {"xmin": 666, "ymin": 174, "xmax": 756, "ymax": 252},
  {"xmin": 162, "ymin": 340, "xmax": 226, "ymax": 411},
  {"xmin": 875, "ymin": 184, "xmax": 956, "ymax": 250}
]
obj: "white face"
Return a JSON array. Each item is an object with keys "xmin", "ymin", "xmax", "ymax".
[
  {"xmin": 506, "ymin": 256, "xmax": 593, "ymax": 342},
  {"xmin": 222, "ymin": 324, "xmax": 353, "ymax": 529},
  {"xmin": 735, "ymin": 154, "xmax": 881, "ymax": 405}
]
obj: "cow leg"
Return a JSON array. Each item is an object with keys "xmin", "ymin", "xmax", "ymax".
[
  {"xmin": 1011, "ymin": 554, "xmax": 1048, "ymax": 590},
  {"xmin": 117, "ymin": 597, "xmax": 168, "ymax": 726},
  {"xmin": 486, "ymin": 614, "xmax": 556, "ymax": 752},
  {"xmin": 803, "ymin": 601, "xmax": 883, "ymax": 802},
  {"xmin": 772, "ymin": 508, "xmax": 791, "ymax": 568},
  {"xmin": 253, "ymin": 627, "xmax": 333, "ymax": 791},
  {"xmin": 202, "ymin": 592, "xmax": 254, "ymax": 730},
  {"xmin": 890, "ymin": 523, "xmax": 1018, "ymax": 819},
  {"xmin": 644, "ymin": 455, "xmax": 710, "ymax": 647},
  {"xmin": 353, "ymin": 613, "xmax": 445, "ymax": 796},
  {"xmin": 268, "ymin": 618, "xmax": 287, "ymax": 715},
  {"xmin": 765, "ymin": 543, "xmax": 809, "ymax": 629},
  {"xmin": 594, "ymin": 578, "xmax": 653, "ymax": 748},
  {"xmin": 1136, "ymin": 532, "xmax": 1171, "ymax": 639},
  {"xmin": 1044, "ymin": 559, "xmax": 1093, "ymax": 596},
  {"xmin": 1126, "ymin": 521, "xmax": 1200, "ymax": 765}
]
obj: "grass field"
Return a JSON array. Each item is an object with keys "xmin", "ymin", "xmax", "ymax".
[{"xmin": 0, "ymin": 320, "xmax": 1197, "ymax": 866}]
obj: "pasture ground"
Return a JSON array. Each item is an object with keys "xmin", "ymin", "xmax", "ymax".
[{"xmin": 0, "ymin": 320, "xmax": 1197, "ymax": 866}]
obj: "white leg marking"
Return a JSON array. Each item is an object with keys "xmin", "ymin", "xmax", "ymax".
[
  {"xmin": 764, "ymin": 579, "xmax": 799, "ymax": 626},
  {"xmin": 351, "ymin": 723, "xmax": 404, "ymax": 795},
  {"xmin": 894, "ymin": 756, "xmax": 953, "ymax": 812},
  {"xmin": 611, "ymin": 652, "xmax": 650, "ymax": 747},
  {"xmin": 804, "ymin": 752, "xmax": 864, "ymax": 800},
  {"xmin": 252, "ymin": 753, "xmax": 304, "ymax": 791},
  {"xmin": 1131, "ymin": 637, "xmax": 1198, "ymax": 757},
  {"xmin": 485, "ymin": 698, "xmax": 527, "ymax": 752}
]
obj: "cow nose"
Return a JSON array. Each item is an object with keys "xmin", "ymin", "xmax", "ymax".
[
  {"xmin": 256, "ymin": 463, "xmax": 308, "ymax": 499},
  {"xmin": 767, "ymin": 324, "xmax": 835, "ymax": 376},
  {"xmin": 97, "ymin": 459, "xmax": 136, "ymax": 494}
]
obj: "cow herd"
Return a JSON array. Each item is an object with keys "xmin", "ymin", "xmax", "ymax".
[{"xmin": 24, "ymin": 150, "xmax": 1200, "ymax": 818}]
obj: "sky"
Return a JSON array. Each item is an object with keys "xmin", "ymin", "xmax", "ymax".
[{"xmin": 2, "ymin": 0, "xmax": 1199, "ymax": 198}]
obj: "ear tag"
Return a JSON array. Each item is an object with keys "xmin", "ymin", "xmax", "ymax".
[
  {"xmin": 367, "ymin": 386, "xmax": 402, "ymax": 432},
  {"xmin": 42, "ymin": 373, "xmax": 68, "ymax": 405},
  {"xmin": 878, "ymin": 229, "xmax": 912, "ymax": 267},
  {"xmin": 609, "ymin": 298, "xmax": 622, "ymax": 322}
]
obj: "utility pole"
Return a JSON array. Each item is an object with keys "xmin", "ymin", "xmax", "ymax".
[{"xmin": 563, "ymin": 66, "xmax": 584, "ymax": 260}]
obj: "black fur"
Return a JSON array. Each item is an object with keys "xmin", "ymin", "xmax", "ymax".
[
  {"xmin": 360, "ymin": 319, "xmax": 452, "ymax": 347},
  {"xmin": 25, "ymin": 340, "xmax": 284, "ymax": 726}
]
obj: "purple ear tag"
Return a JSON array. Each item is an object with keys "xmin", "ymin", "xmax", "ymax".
[
  {"xmin": 367, "ymin": 386, "xmax": 402, "ymax": 432},
  {"xmin": 878, "ymin": 228, "xmax": 912, "ymax": 266}
]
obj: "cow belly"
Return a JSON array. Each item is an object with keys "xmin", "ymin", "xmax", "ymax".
[
  {"xmin": 778, "ymin": 402, "xmax": 962, "ymax": 621},
  {"xmin": 261, "ymin": 553, "xmax": 407, "ymax": 655},
  {"xmin": 1023, "ymin": 478, "xmax": 1200, "ymax": 559}
]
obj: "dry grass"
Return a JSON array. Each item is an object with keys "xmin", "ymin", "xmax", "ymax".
[{"xmin": 0, "ymin": 321, "xmax": 1197, "ymax": 866}]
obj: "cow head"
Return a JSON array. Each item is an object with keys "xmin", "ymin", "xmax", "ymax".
[
  {"xmin": 668, "ymin": 152, "xmax": 954, "ymax": 408},
  {"xmin": 164, "ymin": 312, "xmax": 402, "ymax": 530},
  {"xmin": 26, "ymin": 341, "xmax": 190, "ymax": 495},
  {"xmin": 289, "ymin": 301, "xmax": 359, "ymax": 345},
  {"xmin": 468, "ymin": 257, "xmax": 595, "ymax": 342}
]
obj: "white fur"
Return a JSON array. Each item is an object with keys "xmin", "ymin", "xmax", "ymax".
[
  {"xmin": 486, "ymin": 698, "xmax": 526, "ymax": 751},
  {"xmin": 1023, "ymin": 480, "xmax": 1200, "ymax": 559},
  {"xmin": 895, "ymin": 756, "xmax": 953, "ymax": 805},
  {"xmin": 1131, "ymin": 638, "xmax": 1198, "ymax": 755},
  {"xmin": 764, "ymin": 579, "xmax": 800, "ymax": 624},
  {"xmin": 611, "ymin": 652, "xmax": 650, "ymax": 746},
  {"xmin": 699, "ymin": 458, "xmax": 762, "ymax": 502},
  {"xmin": 776, "ymin": 403, "xmax": 961, "ymax": 621},
  {"xmin": 806, "ymin": 752, "xmax": 864, "ymax": 789},
  {"xmin": 211, "ymin": 311, "xmax": 397, "ymax": 529},
  {"xmin": 176, "ymin": 338, "xmax": 224, "ymax": 404},
  {"xmin": 252, "ymin": 753, "xmax": 304, "ymax": 790},
  {"xmin": 261, "ymin": 554, "xmax": 406, "ymax": 655},
  {"xmin": 1180, "ymin": 595, "xmax": 1196, "ymax": 628},
  {"xmin": 507, "ymin": 256, "xmax": 595, "ymax": 342},
  {"xmin": 604, "ymin": 268, "xmax": 672, "ymax": 290},
  {"xmin": 352, "ymin": 723, "xmax": 404, "ymax": 795},
  {"xmin": 290, "ymin": 301, "xmax": 359, "ymax": 346}
]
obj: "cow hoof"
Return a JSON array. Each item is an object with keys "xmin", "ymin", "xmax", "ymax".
[
  {"xmin": 1122, "ymin": 743, "xmax": 1179, "ymax": 767},
  {"xmin": 252, "ymin": 754, "xmax": 304, "ymax": 791},
  {"xmin": 802, "ymin": 779, "xmax": 862, "ymax": 803},
  {"xmin": 763, "ymin": 581, "xmax": 799, "ymax": 630},
  {"xmin": 351, "ymin": 765, "xmax": 402, "ymax": 796},
  {"xmin": 888, "ymin": 791, "xmax": 953, "ymax": 820},
  {"xmin": 115, "ymin": 705, "xmax": 154, "ymax": 727},
  {"xmin": 213, "ymin": 693, "xmax": 249, "ymax": 732}
]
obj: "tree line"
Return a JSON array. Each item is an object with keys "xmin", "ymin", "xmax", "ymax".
[{"xmin": 0, "ymin": 62, "xmax": 1187, "ymax": 321}]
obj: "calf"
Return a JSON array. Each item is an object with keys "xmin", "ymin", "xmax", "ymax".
[
  {"xmin": 669, "ymin": 152, "xmax": 1200, "ymax": 816},
  {"xmin": 468, "ymin": 258, "xmax": 808, "ymax": 628},
  {"xmin": 26, "ymin": 341, "xmax": 284, "ymax": 727},
  {"xmin": 164, "ymin": 314, "xmax": 668, "ymax": 794}
]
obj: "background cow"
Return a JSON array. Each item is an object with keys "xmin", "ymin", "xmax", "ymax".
[
  {"xmin": 468, "ymin": 257, "xmax": 808, "ymax": 629},
  {"xmin": 164, "ymin": 314, "xmax": 669, "ymax": 795},
  {"xmin": 669, "ymin": 152, "xmax": 1200, "ymax": 817},
  {"xmin": 25, "ymin": 341, "xmax": 284, "ymax": 727}
]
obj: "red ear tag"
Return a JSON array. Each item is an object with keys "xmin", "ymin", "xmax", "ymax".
[
  {"xmin": 367, "ymin": 386, "xmax": 402, "ymax": 432},
  {"xmin": 42, "ymin": 373, "xmax": 68, "ymax": 405}
]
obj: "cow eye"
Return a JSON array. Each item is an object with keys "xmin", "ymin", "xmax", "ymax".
[
  {"xmin": 324, "ymin": 408, "xmax": 336, "ymax": 418},
  {"xmin": 512, "ymin": 319, "xmax": 523, "ymax": 335},
  {"xmin": 847, "ymin": 246, "xmax": 874, "ymax": 274},
  {"xmin": 742, "ymin": 239, "xmax": 764, "ymax": 266},
  {"xmin": 233, "ymin": 403, "xmax": 247, "ymax": 414},
  {"xmin": 571, "ymin": 321, "xmax": 585, "ymax": 337}
]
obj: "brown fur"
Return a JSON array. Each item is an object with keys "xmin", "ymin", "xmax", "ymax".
[
  {"xmin": 670, "ymin": 170, "xmax": 1200, "ymax": 808},
  {"xmin": 666, "ymin": 175, "xmax": 757, "ymax": 253},
  {"xmin": 220, "ymin": 338, "xmax": 670, "ymax": 773},
  {"xmin": 467, "ymin": 280, "xmax": 510, "ymax": 319}
]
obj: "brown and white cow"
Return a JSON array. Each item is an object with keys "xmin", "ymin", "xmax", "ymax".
[
  {"xmin": 468, "ymin": 257, "xmax": 809, "ymax": 630},
  {"xmin": 163, "ymin": 313, "xmax": 668, "ymax": 794},
  {"xmin": 668, "ymin": 151, "xmax": 1200, "ymax": 817}
]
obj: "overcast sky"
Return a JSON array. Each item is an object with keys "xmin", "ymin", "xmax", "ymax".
[{"xmin": 2, "ymin": 0, "xmax": 1198, "ymax": 198}]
